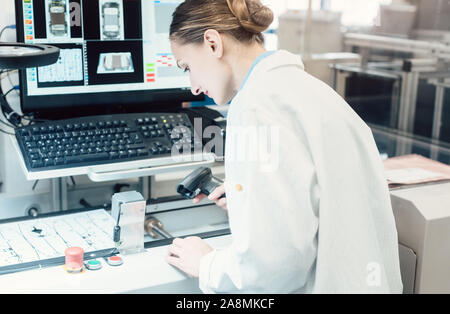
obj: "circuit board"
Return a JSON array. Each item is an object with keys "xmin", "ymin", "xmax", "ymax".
[{"xmin": 0, "ymin": 209, "xmax": 116, "ymax": 268}]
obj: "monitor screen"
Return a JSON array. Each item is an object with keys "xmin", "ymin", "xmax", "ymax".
[{"xmin": 15, "ymin": 0, "xmax": 201, "ymax": 116}]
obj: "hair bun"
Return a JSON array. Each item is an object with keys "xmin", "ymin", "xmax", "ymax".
[{"xmin": 227, "ymin": 0, "xmax": 274, "ymax": 34}]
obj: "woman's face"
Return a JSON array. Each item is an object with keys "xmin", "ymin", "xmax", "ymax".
[{"xmin": 171, "ymin": 37, "xmax": 235, "ymax": 106}]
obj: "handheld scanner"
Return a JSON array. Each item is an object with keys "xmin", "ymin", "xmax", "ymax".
[{"xmin": 177, "ymin": 167, "xmax": 225, "ymax": 199}]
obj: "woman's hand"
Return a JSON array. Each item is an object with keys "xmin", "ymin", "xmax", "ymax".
[
  {"xmin": 193, "ymin": 184, "xmax": 227, "ymax": 210},
  {"xmin": 165, "ymin": 236, "xmax": 213, "ymax": 277}
]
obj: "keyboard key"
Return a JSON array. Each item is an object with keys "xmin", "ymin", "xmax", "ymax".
[
  {"xmin": 137, "ymin": 149, "xmax": 148, "ymax": 156},
  {"xmin": 31, "ymin": 159, "xmax": 43, "ymax": 168},
  {"xmin": 44, "ymin": 158, "xmax": 54, "ymax": 166},
  {"xmin": 150, "ymin": 147, "xmax": 159, "ymax": 155},
  {"xmin": 118, "ymin": 150, "xmax": 127, "ymax": 158},
  {"xmin": 54, "ymin": 157, "xmax": 64, "ymax": 165},
  {"xmin": 127, "ymin": 149, "xmax": 137, "ymax": 157},
  {"xmin": 126, "ymin": 143, "xmax": 145, "ymax": 150},
  {"xmin": 65, "ymin": 153, "xmax": 109, "ymax": 164}
]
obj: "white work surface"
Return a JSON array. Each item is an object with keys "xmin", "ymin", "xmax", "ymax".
[{"xmin": 0, "ymin": 234, "xmax": 232, "ymax": 294}]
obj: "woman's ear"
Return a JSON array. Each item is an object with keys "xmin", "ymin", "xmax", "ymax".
[{"xmin": 203, "ymin": 29, "xmax": 224, "ymax": 58}]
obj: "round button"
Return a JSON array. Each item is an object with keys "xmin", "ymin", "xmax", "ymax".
[
  {"xmin": 107, "ymin": 256, "xmax": 123, "ymax": 266},
  {"xmin": 235, "ymin": 184, "xmax": 243, "ymax": 192},
  {"xmin": 85, "ymin": 259, "xmax": 102, "ymax": 270}
]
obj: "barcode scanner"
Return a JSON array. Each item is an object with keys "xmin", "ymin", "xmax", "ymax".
[{"xmin": 177, "ymin": 167, "xmax": 225, "ymax": 200}]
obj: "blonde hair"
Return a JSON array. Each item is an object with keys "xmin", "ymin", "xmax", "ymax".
[{"xmin": 170, "ymin": 0, "xmax": 273, "ymax": 45}]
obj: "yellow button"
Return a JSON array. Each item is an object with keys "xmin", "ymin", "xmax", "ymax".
[{"xmin": 235, "ymin": 184, "xmax": 243, "ymax": 192}]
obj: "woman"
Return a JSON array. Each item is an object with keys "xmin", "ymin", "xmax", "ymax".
[{"xmin": 165, "ymin": 0, "xmax": 403, "ymax": 293}]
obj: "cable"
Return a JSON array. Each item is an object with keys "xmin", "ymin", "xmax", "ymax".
[
  {"xmin": 0, "ymin": 25, "xmax": 16, "ymax": 40},
  {"xmin": 6, "ymin": 71, "xmax": 18, "ymax": 89},
  {"xmin": 32, "ymin": 180, "xmax": 39, "ymax": 191},
  {"xmin": 20, "ymin": 115, "xmax": 49, "ymax": 123},
  {"xmin": 0, "ymin": 117, "xmax": 14, "ymax": 129},
  {"xmin": 0, "ymin": 128, "xmax": 14, "ymax": 136},
  {"xmin": 0, "ymin": 95, "xmax": 20, "ymax": 127},
  {"xmin": 5, "ymin": 70, "xmax": 19, "ymax": 98},
  {"xmin": 0, "ymin": 70, "xmax": 21, "ymax": 127},
  {"xmin": 3, "ymin": 87, "xmax": 16, "ymax": 97}
]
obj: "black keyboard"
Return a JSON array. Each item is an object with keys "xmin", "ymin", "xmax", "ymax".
[{"xmin": 15, "ymin": 112, "xmax": 203, "ymax": 172}]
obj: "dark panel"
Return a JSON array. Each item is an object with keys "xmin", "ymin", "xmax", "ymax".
[
  {"xmin": 123, "ymin": 0, "xmax": 142, "ymax": 39},
  {"xmin": 439, "ymin": 88, "xmax": 450, "ymax": 144},
  {"xmin": 33, "ymin": 0, "xmax": 47, "ymax": 39},
  {"xmin": 413, "ymin": 80, "xmax": 436, "ymax": 138},
  {"xmin": 345, "ymin": 74, "xmax": 397, "ymax": 128},
  {"xmin": 82, "ymin": 0, "xmax": 100, "ymax": 40}
]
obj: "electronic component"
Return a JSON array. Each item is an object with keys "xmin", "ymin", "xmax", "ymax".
[{"xmin": 177, "ymin": 167, "xmax": 225, "ymax": 199}]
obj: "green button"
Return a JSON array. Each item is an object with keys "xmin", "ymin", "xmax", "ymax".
[{"xmin": 86, "ymin": 259, "xmax": 102, "ymax": 270}]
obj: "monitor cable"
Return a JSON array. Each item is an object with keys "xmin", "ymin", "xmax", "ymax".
[
  {"xmin": 0, "ymin": 69, "xmax": 22, "ymax": 128},
  {"xmin": 0, "ymin": 69, "xmax": 44, "ymax": 128},
  {"xmin": 0, "ymin": 25, "xmax": 16, "ymax": 41}
]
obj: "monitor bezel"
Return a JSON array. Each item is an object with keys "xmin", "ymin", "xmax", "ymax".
[{"xmin": 15, "ymin": 0, "xmax": 203, "ymax": 118}]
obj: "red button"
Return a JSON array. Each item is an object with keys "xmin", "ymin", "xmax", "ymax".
[{"xmin": 106, "ymin": 255, "xmax": 123, "ymax": 266}]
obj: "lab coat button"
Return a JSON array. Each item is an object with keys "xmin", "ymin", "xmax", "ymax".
[{"xmin": 235, "ymin": 184, "xmax": 243, "ymax": 191}]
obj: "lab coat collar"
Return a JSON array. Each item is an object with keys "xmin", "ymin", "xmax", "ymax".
[
  {"xmin": 238, "ymin": 50, "xmax": 276, "ymax": 92},
  {"xmin": 233, "ymin": 50, "xmax": 305, "ymax": 103},
  {"xmin": 242, "ymin": 50, "xmax": 305, "ymax": 89}
]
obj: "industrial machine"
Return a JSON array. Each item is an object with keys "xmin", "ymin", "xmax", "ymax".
[
  {"xmin": 332, "ymin": 33, "xmax": 450, "ymax": 145},
  {"xmin": 330, "ymin": 0, "xmax": 450, "ymax": 145}
]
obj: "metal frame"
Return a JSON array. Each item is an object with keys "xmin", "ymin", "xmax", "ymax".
[
  {"xmin": 337, "ymin": 33, "xmax": 450, "ymax": 137},
  {"xmin": 51, "ymin": 177, "xmax": 67, "ymax": 211},
  {"xmin": 398, "ymin": 71, "xmax": 420, "ymax": 133},
  {"xmin": 429, "ymin": 80, "xmax": 450, "ymax": 140},
  {"xmin": 344, "ymin": 33, "xmax": 450, "ymax": 59}
]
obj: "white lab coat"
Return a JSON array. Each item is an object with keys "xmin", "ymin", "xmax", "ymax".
[{"xmin": 199, "ymin": 50, "xmax": 403, "ymax": 293}]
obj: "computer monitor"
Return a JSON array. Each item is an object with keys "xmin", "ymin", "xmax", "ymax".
[{"xmin": 15, "ymin": 0, "xmax": 202, "ymax": 118}]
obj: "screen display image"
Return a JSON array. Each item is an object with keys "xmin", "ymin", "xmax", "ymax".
[
  {"xmin": 97, "ymin": 52, "xmax": 134, "ymax": 74},
  {"xmin": 99, "ymin": 0, "xmax": 124, "ymax": 40},
  {"xmin": 16, "ymin": 0, "xmax": 200, "ymax": 114},
  {"xmin": 47, "ymin": 0, "xmax": 69, "ymax": 38}
]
